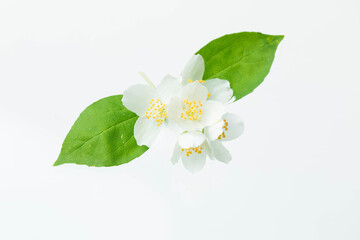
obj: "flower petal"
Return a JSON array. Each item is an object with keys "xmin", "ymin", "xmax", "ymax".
[
  {"xmin": 203, "ymin": 139, "xmax": 214, "ymax": 160},
  {"xmin": 157, "ymin": 74, "xmax": 181, "ymax": 104},
  {"xmin": 170, "ymin": 142, "xmax": 181, "ymax": 164},
  {"xmin": 178, "ymin": 132, "xmax": 206, "ymax": 149},
  {"xmin": 203, "ymin": 79, "xmax": 234, "ymax": 103},
  {"xmin": 204, "ymin": 119, "xmax": 225, "ymax": 141},
  {"xmin": 122, "ymin": 84, "xmax": 156, "ymax": 116},
  {"xmin": 134, "ymin": 117, "xmax": 161, "ymax": 147},
  {"xmin": 221, "ymin": 113, "xmax": 244, "ymax": 141},
  {"xmin": 167, "ymin": 96, "xmax": 183, "ymax": 127},
  {"xmin": 180, "ymin": 81, "xmax": 208, "ymax": 102},
  {"xmin": 181, "ymin": 54, "xmax": 205, "ymax": 85},
  {"xmin": 200, "ymin": 100, "xmax": 226, "ymax": 127},
  {"xmin": 181, "ymin": 150, "xmax": 206, "ymax": 173},
  {"xmin": 210, "ymin": 141, "xmax": 232, "ymax": 163}
]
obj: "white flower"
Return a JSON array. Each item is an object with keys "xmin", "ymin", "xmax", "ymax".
[
  {"xmin": 122, "ymin": 74, "xmax": 181, "ymax": 147},
  {"xmin": 167, "ymin": 81, "xmax": 225, "ymax": 132},
  {"xmin": 170, "ymin": 131, "xmax": 214, "ymax": 173},
  {"xmin": 205, "ymin": 113, "xmax": 244, "ymax": 163},
  {"xmin": 170, "ymin": 113, "xmax": 244, "ymax": 172}
]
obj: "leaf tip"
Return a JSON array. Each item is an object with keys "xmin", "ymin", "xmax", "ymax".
[
  {"xmin": 276, "ymin": 35, "xmax": 285, "ymax": 44},
  {"xmin": 53, "ymin": 157, "xmax": 63, "ymax": 167},
  {"xmin": 266, "ymin": 34, "xmax": 284, "ymax": 48}
]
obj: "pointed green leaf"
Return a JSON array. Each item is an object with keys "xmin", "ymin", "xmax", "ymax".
[
  {"xmin": 54, "ymin": 95, "xmax": 148, "ymax": 167},
  {"xmin": 197, "ymin": 32, "xmax": 284, "ymax": 100}
]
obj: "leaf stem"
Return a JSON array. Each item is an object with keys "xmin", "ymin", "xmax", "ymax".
[{"xmin": 139, "ymin": 72, "xmax": 156, "ymax": 89}]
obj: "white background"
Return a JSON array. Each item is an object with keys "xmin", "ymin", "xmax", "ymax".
[{"xmin": 1, "ymin": 0, "xmax": 359, "ymax": 239}]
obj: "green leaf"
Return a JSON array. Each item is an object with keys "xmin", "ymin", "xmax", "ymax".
[
  {"xmin": 54, "ymin": 95, "xmax": 148, "ymax": 167},
  {"xmin": 197, "ymin": 32, "xmax": 284, "ymax": 100}
]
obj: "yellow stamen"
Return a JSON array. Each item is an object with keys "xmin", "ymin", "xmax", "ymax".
[
  {"xmin": 217, "ymin": 119, "xmax": 229, "ymax": 140},
  {"xmin": 188, "ymin": 79, "xmax": 205, "ymax": 84},
  {"xmin": 181, "ymin": 146, "xmax": 203, "ymax": 157},
  {"xmin": 180, "ymin": 99, "xmax": 203, "ymax": 121},
  {"xmin": 144, "ymin": 98, "xmax": 167, "ymax": 126}
]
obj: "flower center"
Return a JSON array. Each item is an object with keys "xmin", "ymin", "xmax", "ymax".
[
  {"xmin": 180, "ymin": 99, "xmax": 203, "ymax": 121},
  {"xmin": 145, "ymin": 99, "xmax": 167, "ymax": 126},
  {"xmin": 217, "ymin": 119, "xmax": 229, "ymax": 139},
  {"xmin": 181, "ymin": 146, "xmax": 203, "ymax": 157}
]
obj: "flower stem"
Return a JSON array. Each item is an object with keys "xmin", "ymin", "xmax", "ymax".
[{"xmin": 139, "ymin": 72, "xmax": 156, "ymax": 89}]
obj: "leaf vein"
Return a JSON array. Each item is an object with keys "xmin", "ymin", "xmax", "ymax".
[
  {"xmin": 206, "ymin": 39, "xmax": 276, "ymax": 79},
  {"xmin": 67, "ymin": 115, "xmax": 138, "ymax": 156}
]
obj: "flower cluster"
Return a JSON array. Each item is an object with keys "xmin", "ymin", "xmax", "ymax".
[{"xmin": 122, "ymin": 55, "xmax": 244, "ymax": 172}]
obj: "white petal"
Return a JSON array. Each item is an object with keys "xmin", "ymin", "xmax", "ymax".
[
  {"xmin": 203, "ymin": 79, "xmax": 234, "ymax": 103},
  {"xmin": 203, "ymin": 139, "xmax": 214, "ymax": 160},
  {"xmin": 134, "ymin": 117, "xmax": 161, "ymax": 147},
  {"xmin": 157, "ymin": 74, "xmax": 181, "ymax": 104},
  {"xmin": 204, "ymin": 119, "xmax": 225, "ymax": 141},
  {"xmin": 181, "ymin": 54, "xmax": 205, "ymax": 85},
  {"xmin": 181, "ymin": 150, "xmax": 206, "ymax": 173},
  {"xmin": 122, "ymin": 84, "xmax": 156, "ymax": 116},
  {"xmin": 166, "ymin": 116, "xmax": 183, "ymax": 134},
  {"xmin": 180, "ymin": 81, "xmax": 208, "ymax": 102},
  {"xmin": 221, "ymin": 113, "xmax": 244, "ymax": 141},
  {"xmin": 178, "ymin": 132, "xmax": 205, "ymax": 149},
  {"xmin": 200, "ymin": 100, "xmax": 226, "ymax": 127},
  {"xmin": 167, "ymin": 96, "xmax": 183, "ymax": 128},
  {"xmin": 176, "ymin": 119, "xmax": 203, "ymax": 132},
  {"xmin": 170, "ymin": 143, "xmax": 181, "ymax": 164},
  {"xmin": 210, "ymin": 141, "xmax": 232, "ymax": 163}
]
